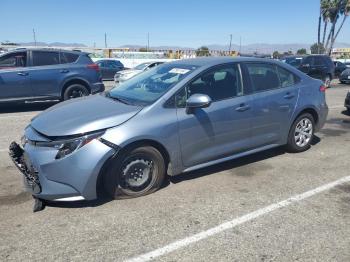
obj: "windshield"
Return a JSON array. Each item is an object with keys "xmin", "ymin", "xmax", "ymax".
[
  {"xmin": 108, "ymin": 63, "xmax": 198, "ymax": 106},
  {"xmin": 134, "ymin": 63, "xmax": 151, "ymax": 70}
]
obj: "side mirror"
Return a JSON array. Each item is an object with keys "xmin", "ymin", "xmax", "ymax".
[{"xmin": 186, "ymin": 94, "xmax": 211, "ymax": 113}]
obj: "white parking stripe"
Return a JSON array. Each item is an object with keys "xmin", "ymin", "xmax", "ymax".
[{"xmin": 126, "ymin": 175, "xmax": 350, "ymax": 262}]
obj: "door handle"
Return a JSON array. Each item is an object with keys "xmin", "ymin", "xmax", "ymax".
[
  {"xmin": 284, "ymin": 92, "xmax": 295, "ymax": 99},
  {"xmin": 17, "ymin": 72, "xmax": 28, "ymax": 76},
  {"xmin": 60, "ymin": 69, "xmax": 69, "ymax": 73},
  {"xmin": 235, "ymin": 103, "xmax": 250, "ymax": 112}
]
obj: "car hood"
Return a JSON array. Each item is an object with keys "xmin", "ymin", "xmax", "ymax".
[{"xmin": 30, "ymin": 94, "xmax": 142, "ymax": 137}]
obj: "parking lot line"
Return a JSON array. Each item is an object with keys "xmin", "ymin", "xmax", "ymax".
[{"xmin": 126, "ymin": 175, "xmax": 350, "ymax": 262}]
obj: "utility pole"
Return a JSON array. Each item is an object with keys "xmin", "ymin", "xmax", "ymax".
[
  {"xmin": 239, "ymin": 36, "xmax": 242, "ymax": 54},
  {"xmin": 147, "ymin": 32, "xmax": 150, "ymax": 51},
  {"xmin": 32, "ymin": 28, "xmax": 37, "ymax": 46},
  {"xmin": 228, "ymin": 34, "xmax": 232, "ymax": 54},
  {"xmin": 104, "ymin": 33, "xmax": 107, "ymax": 48}
]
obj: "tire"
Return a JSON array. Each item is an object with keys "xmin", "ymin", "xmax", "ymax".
[
  {"xmin": 105, "ymin": 146, "xmax": 166, "ymax": 199},
  {"xmin": 347, "ymin": 107, "xmax": 350, "ymax": 114},
  {"xmin": 323, "ymin": 75, "xmax": 331, "ymax": 88},
  {"xmin": 286, "ymin": 113, "xmax": 315, "ymax": 153},
  {"xmin": 63, "ymin": 84, "xmax": 89, "ymax": 100}
]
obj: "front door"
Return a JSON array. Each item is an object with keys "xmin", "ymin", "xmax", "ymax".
[
  {"xmin": 0, "ymin": 51, "xmax": 31, "ymax": 101},
  {"xmin": 176, "ymin": 63, "xmax": 253, "ymax": 167}
]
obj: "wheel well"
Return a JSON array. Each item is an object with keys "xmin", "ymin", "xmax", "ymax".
[
  {"xmin": 95, "ymin": 139, "xmax": 171, "ymax": 198},
  {"xmin": 120, "ymin": 140, "xmax": 170, "ymax": 165},
  {"xmin": 61, "ymin": 79, "xmax": 91, "ymax": 99},
  {"xmin": 296, "ymin": 108, "xmax": 319, "ymax": 125}
]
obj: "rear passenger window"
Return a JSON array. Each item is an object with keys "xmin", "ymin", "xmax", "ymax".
[
  {"xmin": 60, "ymin": 52, "xmax": 79, "ymax": 64},
  {"xmin": 277, "ymin": 66, "xmax": 298, "ymax": 87},
  {"xmin": 187, "ymin": 64, "xmax": 243, "ymax": 101},
  {"xmin": 246, "ymin": 63, "xmax": 280, "ymax": 92},
  {"xmin": 32, "ymin": 51, "xmax": 59, "ymax": 66}
]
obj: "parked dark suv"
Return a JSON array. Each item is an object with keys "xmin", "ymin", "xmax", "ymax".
[
  {"xmin": 298, "ymin": 55, "xmax": 335, "ymax": 87},
  {"xmin": 0, "ymin": 48, "xmax": 104, "ymax": 103}
]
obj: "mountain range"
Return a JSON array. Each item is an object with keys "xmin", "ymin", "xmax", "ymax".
[{"xmin": 9, "ymin": 42, "xmax": 350, "ymax": 54}]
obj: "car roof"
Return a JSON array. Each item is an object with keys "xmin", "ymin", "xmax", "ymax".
[
  {"xmin": 168, "ymin": 56, "xmax": 276, "ymax": 67},
  {"xmin": 6, "ymin": 48, "xmax": 86, "ymax": 55}
]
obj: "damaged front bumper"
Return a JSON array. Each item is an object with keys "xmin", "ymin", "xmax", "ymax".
[
  {"xmin": 9, "ymin": 142, "xmax": 41, "ymax": 194},
  {"xmin": 9, "ymin": 131, "xmax": 116, "ymax": 202}
]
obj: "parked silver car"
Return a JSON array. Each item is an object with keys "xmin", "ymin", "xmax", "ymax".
[
  {"xmin": 114, "ymin": 61, "xmax": 164, "ymax": 84},
  {"xmin": 10, "ymin": 57, "xmax": 328, "ymax": 211}
]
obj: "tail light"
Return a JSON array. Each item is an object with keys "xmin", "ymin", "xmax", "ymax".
[
  {"xmin": 87, "ymin": 63, "xmax": 100, "ymax": 71},
  {"xmin": 319, "ymin": 85, "xmax": 326, "ymax": 92}
]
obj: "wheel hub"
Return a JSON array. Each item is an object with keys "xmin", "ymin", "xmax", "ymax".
[
  {"xmin": 122, "ymin": 159, "xmax": 153, "ymax": 188},
  {"xmin": 294, "ymin": 118, "xmax": 313, "ymax": 147}
]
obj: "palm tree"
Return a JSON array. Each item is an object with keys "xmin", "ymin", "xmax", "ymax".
[
  {"xmin": 330, "ymin": 0, "xmax": 350, "ymax": 51},
  {"xmin": 321, "ymin": 0, "xmax": 332, "ymax": 46},
  {"xmin": 319, "ymin": 0, "xmax": 349, "ymax": 55}
]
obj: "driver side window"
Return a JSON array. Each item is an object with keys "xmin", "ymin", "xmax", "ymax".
[{"xmin": 175, "ymin": 64, "xmax": 243, "ymax": 108}]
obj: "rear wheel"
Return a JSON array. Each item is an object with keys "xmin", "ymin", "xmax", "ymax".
[
  {"xmin": 63, "ymin": 84, "xmax": 89, "ymax": 100},
  {"xmin": 286, "ymin": 113, "xmax": 315, "ymax": 153},
  {"xmin": 105, "ymin": 146, "xmax": 166, "ymax": 199}
]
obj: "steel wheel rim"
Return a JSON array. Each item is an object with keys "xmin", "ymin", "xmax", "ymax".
[
  {"xmin": 294, "ymin": 118, "xmax": 313, "ymax": 147},
  {"xmin": 121, "ymin": 158, "xmax": 154, "ymax": 189}
]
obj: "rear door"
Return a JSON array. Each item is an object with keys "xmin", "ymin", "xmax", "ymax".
[
  {"xmin": 28, "ymin": 50, "xmax": 63, "ymax": 99},
  {"xmin": 243, "ymin": 62, "xmax": 299, "ymax": 147},
  {"xmin": 0, "ymin": 51, "xmax": 31, "ymax": 101}
]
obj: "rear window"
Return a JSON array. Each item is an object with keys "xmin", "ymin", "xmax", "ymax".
[
  {"xmin": 246, "ymin": 63, "xmax": 280, "ymax": 92},
  {"xmin": 276, "ymin": 66, "xmax": 299, "ymax": 87},
  {"xmin": 32, "ymin": 51, "xmax": 59, "ymax": 66},
  {"xmin": 60, "ymin": 52, "xmax": 79, "ymax": 64}
]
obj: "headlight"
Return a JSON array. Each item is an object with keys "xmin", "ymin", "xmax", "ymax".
[
  {"xmin": 34, "ymin": 131, "xmax": 105, "ymax": 159},
  {"xmin": 54, "ymin": 131, "xmax": 105, "ymax": 159}
]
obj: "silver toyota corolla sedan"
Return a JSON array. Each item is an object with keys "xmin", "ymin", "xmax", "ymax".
[{"xmin": 10, "ymin": 57, "xmax": 328, "ymax": 211}]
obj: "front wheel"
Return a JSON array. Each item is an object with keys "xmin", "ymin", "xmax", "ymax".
[
  {"xmin": 105, "ymin": 146, "xmax": 166, "ymax": 199},
  {"xmin": 286, "ymin": 113, "xmax": 315, "ymax": 153}
]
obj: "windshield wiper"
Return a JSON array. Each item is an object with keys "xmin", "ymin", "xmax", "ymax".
[{"xmin": 105, "ymin": 92, "xmax": 130, "ymax": 105}]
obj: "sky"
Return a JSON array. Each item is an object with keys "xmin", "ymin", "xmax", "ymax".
[{"xmin": 1, "ymin": 0, "xmax": 349, "ymax": 48}]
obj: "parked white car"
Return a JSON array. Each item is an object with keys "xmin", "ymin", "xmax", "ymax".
[{"xmin": 114, "ymin": 61, "xmax": 164, "ymax": 84}]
